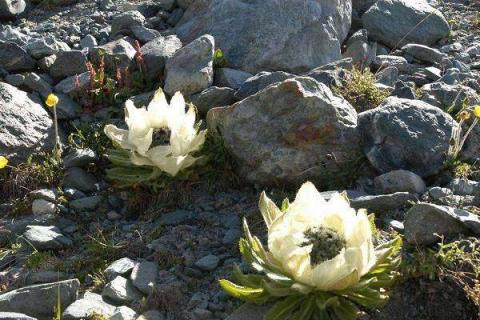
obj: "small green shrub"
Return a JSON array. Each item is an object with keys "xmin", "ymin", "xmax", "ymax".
[{"xmin": 335, "ymin": 67, "xmax": 389, "ymax": 112}]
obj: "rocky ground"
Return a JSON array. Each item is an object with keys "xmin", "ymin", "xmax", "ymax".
[{"xmin": 0, "ymin": 0, "xmax": 480, "ymax": 319}]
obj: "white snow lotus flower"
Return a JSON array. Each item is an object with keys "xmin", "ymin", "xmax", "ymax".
[
  {"xmin": 104, "ymin": 89, "xmax": 207, "ymax": 179},
  {"xmin": 220, "ymin": 182, "xmax": 402, "ymax": 320}
]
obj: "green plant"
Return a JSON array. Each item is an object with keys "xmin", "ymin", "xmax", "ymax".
[
  {"xmin": 213, "ymin": 48, "xmax": 227, "ymax": 67},
  {"xmin": 335, "ymin": 67, "xmax": 389, "ymax": 112},
  {"xmin": 68, "ymin": 121, "xmax": 112, "ymax": 156},
  {"xmin": 471, "ymin": 12, "xmax": 480, "ymax": 29}
]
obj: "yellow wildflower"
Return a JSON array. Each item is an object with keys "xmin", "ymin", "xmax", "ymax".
[
  {"xmin": 0, "ymin": 156, "xmax": 8, "ymax": 169},
  {"xmin": 459, "ymin": 111, "xmax": 471, "ymax": 121},
  {"xmin": 45, "ymin": 93, "xmax": 59, "ymax": 108},
  {"xmin": 474, "ymin": 105, "xmax": 480, "ymax": 118}
]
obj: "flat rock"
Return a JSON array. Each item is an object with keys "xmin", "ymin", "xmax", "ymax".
[
  {"xmin": 130, "ymin": 261, "xmax": 158, "ymax": 295},
  {"xmin": 189, "ymin": 86, "xmax": 236, "ymax": 114},
  {"xmin": 350, "ymin": 192, "xmax": 416, "ymax": 214},
  {"xmin": 49, "ymin": 50, "xmax": 88, "ymax": 80},
  {"xmin": 102, "ymin": 276, "xmax": 143, "ymax": 304},
  {"xmin": 374, "ymin": 170, "xmax": 426, "ymax": 194},
  {"xmin": 208, "ymin": 76, "xmax": 363, "ymax": 188},
  {"xmin": 23, "ymin": 225, "xmax": 72, "ymax": 250},
  {"xmin": 0, "ymin": 279, "xmax": 80, "ymax": 318},
  {"xmin": 104, "ymin": 257, "xmax": 137, "ymax": 281},
  {"xmin": 175, "ymin": 0, "xmax": 352, "ymax": 73},
  {"xmin": 0, "ymin": 42, "xmax": 35, "ymax": 72},
  {"xmin": 234, "ymin": 71, "xmax": 295, "ymax": 100}
]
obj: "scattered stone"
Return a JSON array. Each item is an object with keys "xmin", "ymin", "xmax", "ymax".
[
  {"xmin": 0, "ymin": 279, "xmax": 80, "ymax": 318},
  {"xmin": 49, "ymin": 50, "xmax": 88, "ymax": 79},
  {"xmin": 80, "ymin": 35, "xmax": 97, "ymax": 49},
  {"xmin": 31, "ymin": 199, "xmax": 56, "ymax": 215},
  {"xmin": 428, "ymin": 187, "xmax": 453, "ymax": 200},
  {"xmin": 23, "ymin": 225, "xmax": 72, "ymax": 250},
  {"xmin": 130, "ymin": 261, "xmax": 158, "ymax": 295},
  {"xmin": 189, "ymin": 86, "xmax": 236, "ymax": 114},
  {"xmin": 350, "ymin": 192, "xmax": 416, "ymax": 214},
  {"xmin": 69, "ymin": 195, "xmax": 103, "ymax": 211},
  {"xmin": 141, "ymin": 35, "xmax": 182, "ymax": 82},
  {"xmin": 194, "ymin": 254, "xmax": 220, "ymax": 271},
  {"xmin": 208, "ymin": 76, "xmax": 362, "ymax": 188},
  {"xmin": 401, "ymin": 44, "xmax": 446, "ymax": 65},
  {"xmin": 0, "ymin": 82, "xmax": 55, "ymax": 163},
  {"xmin": 25, "ymin": 271, "xmax": 68, "ymax": 285},
  {"xmin": 105, "ymin": 257, "xmax": 137, "ymax": 281},
  {"xmin": 234, "ymin": 71, "xmax": 295, "ymax": 100},
  {"xmin": 164, "ymin": 34, "xmax": 214, "ymax": 96},
  {"xmin": 374, "ymin": 170, "xmax": 426, "ymax": 194},
  {"xmin": 362, "ymin": 0, "xmax": 450, "ymax": 47},
  {"xmin": 110, "ymin": 306, "xmax": 138, "ymax": 320},
  {"xmin": 136, "ymin": 310, "xmax": 165, "ymax": 320},
  {"xmin": 63, "ymin": 167, "xmax": 98, "ymax": 193},
  {"xmin": 404, "ymin": 203, "xmax": 480, "ymax": 245},
  {"xmin": 0, "ymin": 42, "xmax": 35, "ymax": 72},
  {"xmin": 111, "ymin": 11, "xmax": 146, "ymax": 37},
  {"xmin": 449, "ymin": 179, "xmax": 480, "ymax": 196},
  {"xmin": 63, "ymin": 149, "xmax": 97, "ymax": 168},
  {"xmin": 214, "ymin": 68, "xmax": 252, "ymax": 90},
  {"xmin": 359, "ymin": 97, "xmax": 458, "ymax": 177},
  {"xmin": 225, "ymin": 304, "xmax": 270, "ymax": 320},
  {"xmin": 62, "ymin": 292, "xmax": 116, "ymax": 320},
  {"xmin": 90, "ymin": 38, "xmax": 136, "ymax": 71},
  {"xmin": 102, "ymin": 276, "xmax": 143, "ymax": 304},
  {"xmin": 0, "ymin": 0, "xmax": 26, "ymax": 20},
  {"xmin": 26, "ymin": 36, "xmax": 70, "ymax": 59}
]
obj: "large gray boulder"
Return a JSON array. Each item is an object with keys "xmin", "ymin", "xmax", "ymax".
[
  {"xmin": 359, "ymin": 97, "xmax": 458, "ymax": 177},
  {"xmin": 207, "ymin": 76, "xmax": 363, "ymax": 188},
  {"xmin": 62, "ymin": 292, "xmax": 116, "ymax": 320},
  {"xmin": 0, "ymin": 0, "xmax": 26, "ymax": 20},
  {"xmin": 0, "ymin": 82, "xmax": 56, "ymax": 163},
  {"xmin": 0, "ymin": 279, "xmax": 80, "ymax": 317},
  {"xmin": 362, "ymin": 0, "xmax": 450, "ymax": 48},
  {"xmin": 0, "ymin": 41, "xmax": 35, "ymax": 72},
  {"xmin": 164, "ymin": 34, "xmax": 214, "ymax": 96},
  {"xmin": 175, "ymin": 0, "xmax": 352, "ymax": 74}
]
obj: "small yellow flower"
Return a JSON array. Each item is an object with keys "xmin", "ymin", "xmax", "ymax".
[
  {"xmin": 45, "ymin": 93, "xmax": 59, "ymax": 108},
  {"xmin": 474, "ymin": 105, "xmax": 480, "ymax": 118},
  {"xmin": 0, "ymin": 156, "xmax": 8, "ymax": 169}
]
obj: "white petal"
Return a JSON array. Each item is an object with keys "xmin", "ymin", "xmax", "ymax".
[
  {"xmin": 259, "ymin": 191, "xmax": 283, "ymax": 229},
  {"xmin": 147, "ymin": 88, "xmax": 169, "ymax": 128},
  {"xmin": 130, "ymin": 152, "xmax": 154, "ymax": 166},
  {"xmin": 168, "ymin": 92, "xmax": 187, "ymax": 129},
  {"xmin": 311, "ymin": 250, "xmax": 356, "ymax": 290},
  {"xmin": 146, "ymin": 146, "xmax": 198, "ymax": 176},
  {"xmin": 104, "ymin": 125, "xmax": 135, "ymax": 150}
]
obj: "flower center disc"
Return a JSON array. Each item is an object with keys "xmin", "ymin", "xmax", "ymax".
[
  {"xmin": 301, "ymin": 226, "xmax": 346, "ymax": 265},
  {"xmin": 152, "ymin": 129, "xmax": 170, "ymax": 146}
]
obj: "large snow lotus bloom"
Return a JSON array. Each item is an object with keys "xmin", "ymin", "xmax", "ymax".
[
  {"xmin": 265, "ymin": 182, "xmax": 376, "ymax": 291},
  {"xmin": 220, "ymin": 182, "xmax": 402, "ymax": 320},
  {"xmin": 104, "ymin": 89, "xmax": 207, "ymax": 179}
]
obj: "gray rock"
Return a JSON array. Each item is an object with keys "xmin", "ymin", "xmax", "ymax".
[
  {"xmin": 156, "ymin": 210, "xmax": 194, "ymax": 225},
  {"xmin": 194, "ymin": 255, "xmax": 219, "ymax": 271},
  {"xmin": 359, "ymin": 97, "xmax": 458, "ymax": 177},
  {"xmin": 104, "ymin": 257, "xmax": 137, "ymax": 281},
  {"xmin": 110, "ymin": 306, "xmax": 137, "ymax": 320},
  {"xmin": 51, "ymin": 93, "xmax": 82, "ymax": 120},
  {"xmin": 0, "ymin": 0, "xmax": 26, "ymax": 20},
  {"xmin": 102, "ymin": 276, "xmax": 143, "ymax": 304},
  {"xmin": 175, "ymin": 0, "xmax": 352, "ymax": 73},
  {"xmin": 234, "ymin": 71, "xmax": 295, "ymax": 100},
  {"xmin": 63, "ymin": 167, "xmax": 98, "ymax": 192},
  {"xmin": 62, "ymin": 292, "xmax": 116, "ymax": 320},
  {"xmin": 0, "ymin": 42, "xmax": 35, "ymax": 72},
  {"xmin": 90, "ymin": 38, "xmax": 136, "ymax": 71},
  {"xmin": 376, "ymin": 66, "xmax": 399, "ymax": 87},
  {"xmin": 63, "ymin": 149, "xmax": 97, "ymax": 168},
  {"xmin": 69, "ymin": 196, "xmax": 103, "ymax": 211},
  {"xmin": 350, "ymin": 192, "xmax": 416, "ymax": 214},
  {"xmin": 0, "ymin": 26, "xmax": 30, "ymax": 46},
  {"xmin": 428, "ymin": 187, "xmax": 453, "ymax": 200},
  {"xmin": 374, "ymin": 170, "xmax": 426, "ymax": 194},
  {"xmin": 49, "ymin": 50, "xmax": 88, "ymax": 79},
  {"xmin": 362, "ymin": 0, "xmax": 450, "ymax": 47},
  {"xmin": 5, "ymin": 74, "xmax": 25, "ymax": 86},
  {"xmin": 0, "ymin": 312, "xmax": 36, "ymax": 320},
  {"xmin": 164, "ymin": 34, "xmax": 214, "ymax": 96},
  {"xmin": 420, "ymin": 82, "xmax": 480, "ymax": 112},
  {"xmin": 167, "ymin": 8, "xmax": 184, "ymax": 26},
  {"xmin": 136, "ymin": 310, "xmax": 165, "ymax": 320},
  {"xmin": 372, "ymin": 55, "xmax": 409, "ymax": 72},
  {"xmin": 404, "ymin": 203, "xmax": 478, "ymax": 245},
  {"xmin": 23, "ymin": 225, "xmax": 72, "ymax": 250},
  {"xmin": 26, "ymin": 36, "xmax": 70, "ymax": 59},
  {"xmin": 111, "ymin": 11, "xmax": 146, "ymax": 37},
  {"xmin": 0, "ymin": 279, "xmax": 80, "ymax": 317},
  {"xmin": 208, "ymin": 76, "xmax": 362, "ymax": 188},
  {"xmin": 401, "ymin": 44, "xmax": 446, "ymax": 65},
  {"xmin": 29, "ymin": 189, "xmax": 56, "ymax": 202},
  {"xmin": 80, "ymin": 35, "xmax": 97, "ymax": 49},
  {"xmin": 131, "ymin": 25, "xmax": 161, "ymax": 43},
  {"xmin": 343, "ymin": 29, "xmax": 376, "ymax": 67},
  {"xmin": 225, "ymin": 304, "xmax": 270, "ymax": 320},
  {"xmin": 23, "ymin": 72, "xmax": 52, "ymax": 98},
  {"xmin": 176, "ymin": 0, "xmax": 193, "ymax": 9},
  {"xmin": 31, "ymin": 199, "xmax": 56, "ymax": 215},
  {"xmin": 54, "ymin": 72, "xmax": 90, "ymax": 94},
  {"xmin": 130, "ymin": 261, "xmax": 158, "ymax": 295},
  {"xmin": 214, "ymin": 68, "xmax": 252, "ymax": 90},
  {"xmin": 449, "ymin": 179, "xmax": 480, "ymax": 196},
  {"xmin": 189, "ymin": 86, "xmax": 236, "ymax": 114},
  {"xmin": 141, "ymin": 35, "xmax": 182, "ymax": 82},
  {"xmin": 25, "ymin": 271, "xmax": 68, "ymax": 285},
  {"xmin": 0, "ymin": 82, "xmax": 55, "ymax": 163}
]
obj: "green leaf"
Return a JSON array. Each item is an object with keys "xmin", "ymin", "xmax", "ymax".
[
  {"xmin": 219, "ymin": 280, "xmax": 268, "ymax": 304},
  {"xmin": 332, "ymin": 297, "xmax": 360, "ymax": 320},
  {"xmin": 264, "ymin": 295, "xmax": 304, "ymax": 320},
  {"xmin": 281, "ymin": 198, "xmax": 290, "ymax": 212},
  {"xmin": 261, "ymin": 279, "xmax": 296, "ymax": 297}
]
